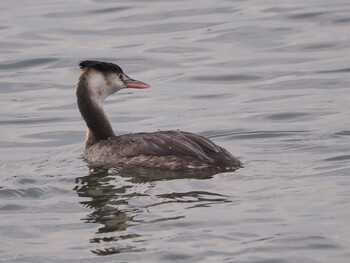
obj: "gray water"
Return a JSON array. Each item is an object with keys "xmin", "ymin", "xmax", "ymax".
[{"xmin": 1, "ymin": 1, "xmax": 350, "ymax": 262}]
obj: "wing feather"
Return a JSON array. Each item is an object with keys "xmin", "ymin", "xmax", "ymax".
[
  {"xmin": 180, "ymin": 132, "xmax": 220, "ymax": 153},
  {"xmin": 119, "ymin": 131, "xmax": 214, "ymax": 161}
]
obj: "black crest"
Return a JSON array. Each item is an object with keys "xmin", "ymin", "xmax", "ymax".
[{"xmin": 79, "ymin": 60, "xmax": 123, "ymax": 73}]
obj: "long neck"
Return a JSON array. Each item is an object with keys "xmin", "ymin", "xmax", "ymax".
[{"xmin": 77, "ymin": 74, "xmax": 115, "ymax": 144}]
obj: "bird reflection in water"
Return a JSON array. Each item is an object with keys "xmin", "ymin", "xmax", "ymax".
[{"xmin": 74, "ymin": 166, "xmax": 232, "ymax": 256}]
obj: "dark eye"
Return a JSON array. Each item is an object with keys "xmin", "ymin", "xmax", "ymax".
[{"xmin": 119, "ymin": 74, "xmax": 123, "ymax": 80}]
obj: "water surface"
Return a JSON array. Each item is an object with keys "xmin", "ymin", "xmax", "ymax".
[{"xmin": 1, "ymin": 1, "xmax": 350, "ymax": 262}]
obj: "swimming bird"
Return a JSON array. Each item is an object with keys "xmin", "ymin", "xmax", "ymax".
[{"xmin": 77, "ymin": 60, "xmax": 241, "ymax": 171}]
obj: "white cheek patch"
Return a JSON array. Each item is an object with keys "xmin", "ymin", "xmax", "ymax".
[
  {"xmin": 88, "ymin": 71, "xmax": 126, "ymax": 103},
  {"xmin": 107, "ymin": 75, "xmax": 127, "ymax": 95},
  {"xmin": 90, "ymin": 73, "xmax": 105, "ymax": 90},
  {"xmin": 88, "ymin": 72, "xmax": 108, "ymax": 102}
]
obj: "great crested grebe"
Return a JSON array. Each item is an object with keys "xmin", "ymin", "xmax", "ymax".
[{"xmin": 77, "ymin": 60, "xmax": 241, "ymax": 171}]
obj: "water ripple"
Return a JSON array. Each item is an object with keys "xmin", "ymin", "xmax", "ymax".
[
  {"xmin": 190, "ymin": 74, "xmax": 261, "ymax": 83},
  {"xmin": 0, "ymin": 58, "xmax": 58, "ymax": 70},
  {"xmin": 1, "ymin": 1, "xmax": 350, "ymax": 262}
]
